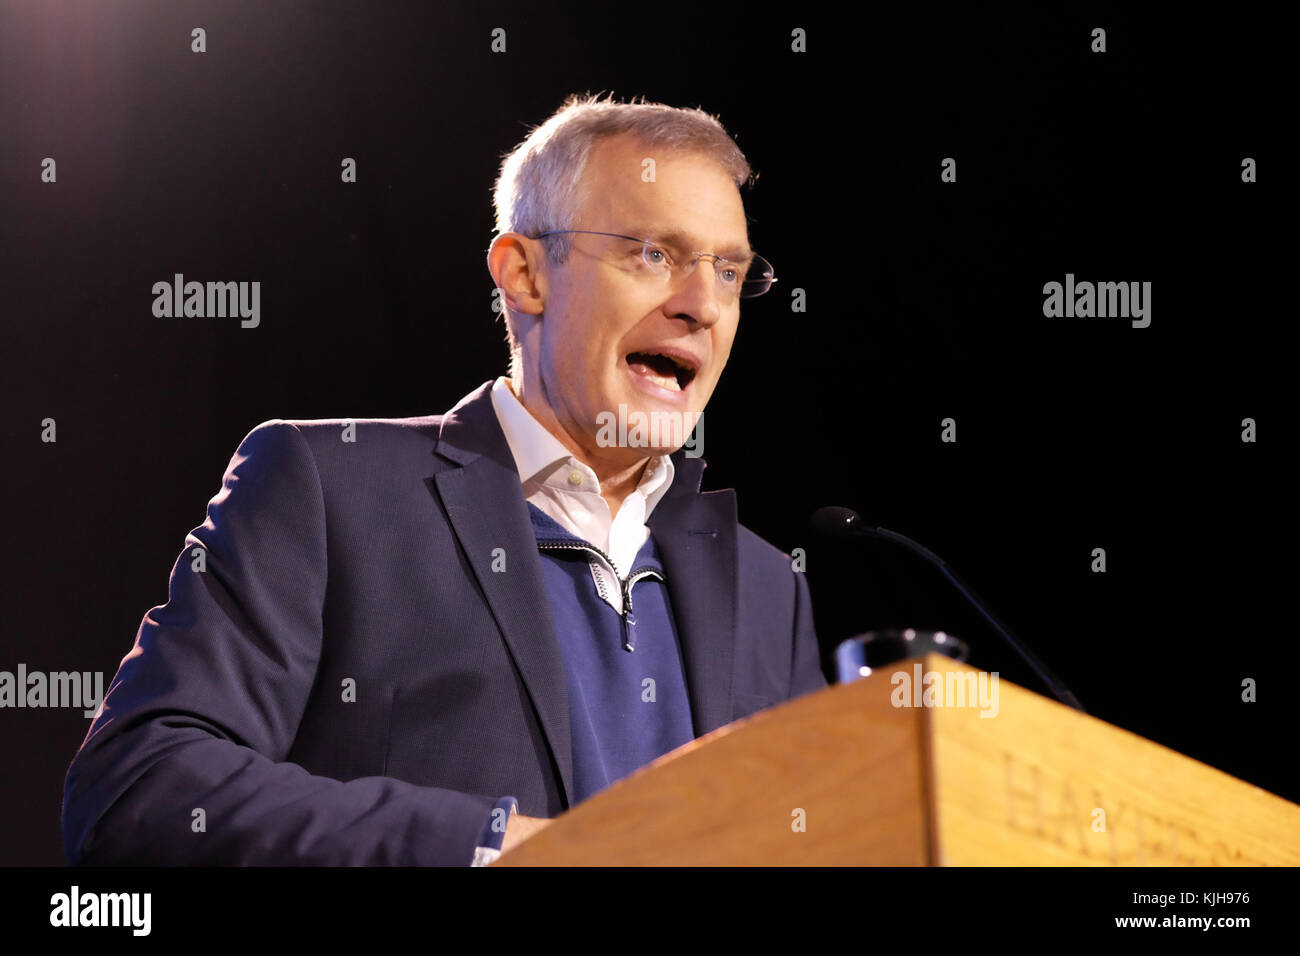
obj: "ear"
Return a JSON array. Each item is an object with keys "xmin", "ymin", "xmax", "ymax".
[{"xmin": 486, "ymin": 233, "xmax": 547, "ymax": 317}]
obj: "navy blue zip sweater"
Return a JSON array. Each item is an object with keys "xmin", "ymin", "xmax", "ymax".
[{"xmin": 526, "ymin": 502, "xmax": 696, "ymax": 802}]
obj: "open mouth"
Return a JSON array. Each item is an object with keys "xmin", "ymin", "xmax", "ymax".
[{"xmin": 626, "ymin": 351, "xmax": 697, "ymax": 393}]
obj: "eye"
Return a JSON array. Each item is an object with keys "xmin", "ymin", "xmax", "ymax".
[
  {"xmin": 644, "ymin": 245, "xmax": 670, "ymax": 266},
  {"xmin": 719, "ymin": 265, "xmax": 740, "ymax": 284}
]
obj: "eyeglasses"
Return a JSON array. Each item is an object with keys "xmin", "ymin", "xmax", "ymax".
[{"xmin": 530, "ymin": 229, "xmax": 777, "ymax": 299}]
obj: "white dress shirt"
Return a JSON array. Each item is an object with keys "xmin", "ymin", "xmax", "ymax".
[{"xmin": 488, "ymin": 376, "xmax": 675, "ymax": 613}]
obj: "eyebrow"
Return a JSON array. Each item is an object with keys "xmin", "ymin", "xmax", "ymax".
[{"xmin": 636, "ymin": 227, "xmax": 753, "ymax": 263}]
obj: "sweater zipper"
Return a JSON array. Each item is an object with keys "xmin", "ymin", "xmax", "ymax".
[{"xmin": 535, "ymin": 538, "xmax": 665, "ymax": 652}]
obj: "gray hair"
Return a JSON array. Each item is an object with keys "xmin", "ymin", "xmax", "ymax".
[{"xmin": 490, "ymin": 92, "xmax": 754, "ymax": 363}]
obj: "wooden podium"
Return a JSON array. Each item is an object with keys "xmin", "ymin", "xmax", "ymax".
[{"xmin": 496, "ymin": 654, "xmax": 1300, "ymax": 865}]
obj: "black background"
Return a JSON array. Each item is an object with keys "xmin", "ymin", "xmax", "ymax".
[{"xmin": 1, "ymin": 2, "xmax": 1290, "ymax": 865}]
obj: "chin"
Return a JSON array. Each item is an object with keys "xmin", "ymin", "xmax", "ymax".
[{"xmin": 591, "ymin": 386, "xmax": 705, "ymax": 457}]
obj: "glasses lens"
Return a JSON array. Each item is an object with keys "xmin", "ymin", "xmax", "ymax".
[
  {"xmin": 640, "ymin": 239, "xmax": 672, "ymax": 274},
  {"xmin": 739, "ymin": 254, "xmax": 774, "ymax": 298},
  {"xmin": 637, "ymin": 240, "xmax": 774, "ymax": 299}
]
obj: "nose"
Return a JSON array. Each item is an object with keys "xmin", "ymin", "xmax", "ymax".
[{"xmin": 663, "ymin": 255, "xmax": 725, "ymax": 327}]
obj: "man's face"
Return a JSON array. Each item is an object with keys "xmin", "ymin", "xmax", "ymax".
[{"xmin": 528, "ymin": 134, "xmax": 749, "ymax": 461}]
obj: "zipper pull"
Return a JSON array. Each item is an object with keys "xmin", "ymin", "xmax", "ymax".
[{"xmin": 622, "ymin": 584, "xmax": 636, "ymax": 652}]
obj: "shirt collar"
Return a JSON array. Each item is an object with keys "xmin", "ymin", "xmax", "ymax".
[{"xmin": 489, "ymin": 376, "xmax": 675, "ymax": 509}]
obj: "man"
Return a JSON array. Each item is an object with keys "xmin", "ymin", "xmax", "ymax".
[{"xmin": 61, "ymin": 93, "xmax": 826, "ymax": 867}]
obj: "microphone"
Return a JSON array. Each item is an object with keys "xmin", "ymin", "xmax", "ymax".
[{"xmin": 811, "ymin": 506, "xmax": 1086, "ymax": 713}]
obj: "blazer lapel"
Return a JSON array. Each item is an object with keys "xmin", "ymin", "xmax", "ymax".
[
  {"xmin": 430, "ymin": 382, "xmax": 575, "ymax": 807},
  {"xmin": 647, "ymin": 453, "xmax": 739, "ymax": 738}
]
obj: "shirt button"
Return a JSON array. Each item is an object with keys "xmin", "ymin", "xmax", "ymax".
[{"xmin": 567, "ymin": 471, "xmax": 583, "ymax": 486}]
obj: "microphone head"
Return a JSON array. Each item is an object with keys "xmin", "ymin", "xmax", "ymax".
[{"xmin": 811, "ymin": 506, "xmax": 868, "ymax": 538}]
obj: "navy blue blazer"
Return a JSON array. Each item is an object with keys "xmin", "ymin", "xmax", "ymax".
[{"xmin": 62, "ymin": 381, "xmax": 827, "ymax": 865}]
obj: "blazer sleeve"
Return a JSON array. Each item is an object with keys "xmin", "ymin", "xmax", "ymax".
[
  {"xmin": 789, "ymin": 569, "xmax": 828, "ymax": 698},
  {"xmin": 61, "ymin": 421, "xmax": 496, "ymax": 866}
]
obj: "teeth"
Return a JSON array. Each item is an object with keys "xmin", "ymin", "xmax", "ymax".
[
  {"xmin": 647, "ymin": 372, "xmax": 681, "ymax": 392},
  {"xmin": 629, "ymin": 360, "xmax": 682, "ymax": 391}
]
